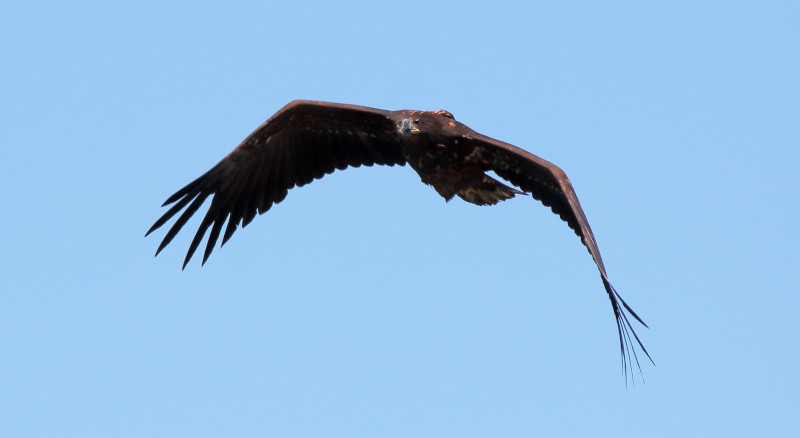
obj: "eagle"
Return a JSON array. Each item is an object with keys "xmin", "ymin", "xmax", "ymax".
[{"xmin": 147, "ymin": 100, "xmax": 652, "ymax": 378}]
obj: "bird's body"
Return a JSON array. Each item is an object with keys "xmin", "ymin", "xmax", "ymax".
[
  {"xmin": 397, "ymin": 109, "xmax": 523, "ymax": 205},
  {"xmin": 147, "ymin": 100, "xmax": 652, "ymax": 379}
]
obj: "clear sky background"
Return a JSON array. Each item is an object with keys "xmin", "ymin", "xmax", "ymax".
[{"xmin": 2, "ymin": 1, "xmax": 798, "ymax": 437}]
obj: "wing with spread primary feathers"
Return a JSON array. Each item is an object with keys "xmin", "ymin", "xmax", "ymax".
[
  {"xmin": 146, "ymin": 100, "xmax": 405, "ymax": 268},
  {"xmin": 464, "ymin": 131, "xmax": 653, "ymax": 381}
]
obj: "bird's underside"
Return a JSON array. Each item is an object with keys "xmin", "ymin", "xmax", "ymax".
[
  {"xmin": 405, "ymin": 136, "xmax": 525, "ymax": 205},
  {"xmin": 147, "ymin": 100, "xmax": 653, "ymax": 382}
]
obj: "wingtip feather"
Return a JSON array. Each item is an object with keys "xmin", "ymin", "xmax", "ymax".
[{"xmin": 600, "ymin": 274, "xmax": 654, "ymax": 385}]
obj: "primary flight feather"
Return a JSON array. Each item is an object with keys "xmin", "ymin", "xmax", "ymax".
[{"xmin": 147, "ymin": 100, "xmax": 653, "ymax": 379}]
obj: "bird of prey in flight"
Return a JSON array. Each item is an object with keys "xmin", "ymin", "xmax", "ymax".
[{"xmin": 147, "ymin": 100, "xmax": 652, "ymax": 379}]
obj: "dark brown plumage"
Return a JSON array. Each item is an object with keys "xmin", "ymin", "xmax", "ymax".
[{"xmin": 147, "ymin": 100, "xmax": 652, "ymax": 379}]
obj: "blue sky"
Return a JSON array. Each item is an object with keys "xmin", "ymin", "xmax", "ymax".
[{"xmin": 2, "ymin": 1, "xmax": 798, "ymax": 436}]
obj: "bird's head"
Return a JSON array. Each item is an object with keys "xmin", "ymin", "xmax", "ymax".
[
  {"xmin": 400, "ymin": 109, "xmax": 455, "ymax": 136},
  {"xmin": 400, "ymin": 117, "xmax": 421, "ymax": 134}
]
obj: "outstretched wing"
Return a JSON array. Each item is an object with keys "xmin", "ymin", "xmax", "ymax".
[
  {"xmin": 146, "ymin": 100, "xmax": 405, "ymax": 268},
  {"xmin": 464, "ymin": 131, "xmax": 653, "ymax": 380}
]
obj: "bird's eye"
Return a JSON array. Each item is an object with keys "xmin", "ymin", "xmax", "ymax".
[{"xmin": 414, "ymin": 118, "xmax": 420, "ymax": 123}]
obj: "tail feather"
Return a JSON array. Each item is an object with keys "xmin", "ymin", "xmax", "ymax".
[{"xmin": 458, "ymin": 174, "xmax": 525, "ymax": 206}]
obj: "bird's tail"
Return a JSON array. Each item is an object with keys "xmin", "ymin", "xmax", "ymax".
[{"xmin": 457, "ymin": 174, "xmax": 525, "ymax": 206}]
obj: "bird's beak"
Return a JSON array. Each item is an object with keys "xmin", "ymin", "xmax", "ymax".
[{"xmin": 401, "ymin": 119, "xmax": 419, "ymax": 134}]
